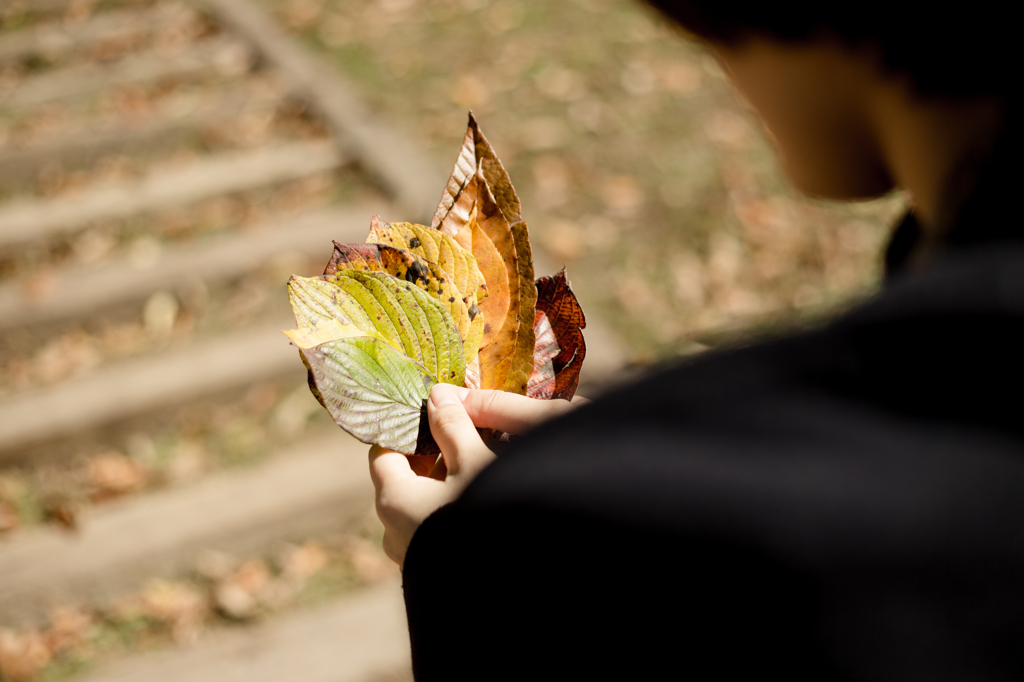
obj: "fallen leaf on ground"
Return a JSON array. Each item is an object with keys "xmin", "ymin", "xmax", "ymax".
[
  {"xmin": 0, "ymin": 500, "xmax": 20, "ymax": 534},
  {"xmin": 140, "ymin": 580, "xmax": 207, "ymax": 640},
  {"xmin": 43, "ymin": 607, "xmax": 94, "ymax": 656},
  {"xmin": 214, "ymin": 560, "xmax": 272, "ymax": 620},
  {"xmin": 87, "ymin": 452, "xmax": 147, "ymax": 501},
  {"xmin": 279, "ymin": 541, "xmax": 328, "ymax": 583},
  {"xmin": 534, "ymin": 270, "xmax": 587, "ymax": 400},
  {"xmin": 0, "ymin": 629, "xmax": 50, "ymax": 682}
]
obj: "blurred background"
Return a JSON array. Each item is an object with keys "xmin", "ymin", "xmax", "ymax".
[{"xmin": 0, "ymin": 0, "xmax": 902, "ymax": 680}]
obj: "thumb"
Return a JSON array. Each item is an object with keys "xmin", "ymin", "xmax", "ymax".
[{"xmin": 428, "ymin": 383, "xmax": 491, "ymax": 479}]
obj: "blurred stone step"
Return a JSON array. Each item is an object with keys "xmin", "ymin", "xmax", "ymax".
[
  {"xmin": 70, "ymin": 581, "xmax": 411, "ymax": 682},
  {"xmin": 0, "ymin": 34, "xmax": 252, "ymax": 110},
  {"xmin": 0, "ymin": 322, "xmax": 302, "ymax": 458},
  {"xmin": 0, "ymin": 2, "xmax": 198, "ymax": 64},
  {"xmin": 201, "ymin": 0, "xmax": 445, "ymax": 220},
  {"xmin": 0, "ymin": 81, "xmax": 289, "ymax": 188},
  {"xmin": 0, "ymin": 202, "xmax": 386, "ymax": 330},
  {"xmin": 0, "ymin": 429, "xmax": 377, "ymax": 626},
  {"xmin": 0, "ymin": 139, "xmax": 345, "ymax": 249}
]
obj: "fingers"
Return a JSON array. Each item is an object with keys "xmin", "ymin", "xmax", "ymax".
[
  {"xmin": 461, "ymin": 388, "xmax": 576, "ymax": 434},
  {"xmin": 428, "ymin": 384, "xmax": 495, "ymax": 479},
  {"xmin": 369, "ymin": 444, "xmax": 443, "ymax": 567},
  {"xmin": 368, "ymin": 444, "xmax": 415, "ymax": 491}
]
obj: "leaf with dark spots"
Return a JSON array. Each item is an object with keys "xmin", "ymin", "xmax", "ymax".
[
  {"xmin": 368, "ymin": 218, "xmax": 486, "ymax": 304},
  {"xmin": 286, "ymin": 114, "xmax": 587, "ymax": 465},
  {"xmin": 285, "ymin": 271, "xmax": 465, "ymax": 455},
  {"xmin": 323, "ymin": 239, "xmax": 478, "ymax": 365},
  {"xmin": 535, "ymin": 270, "xmax": 587, "ymax": 400},
  {"xmin": 366, "ymin": 217, "xmax": 484, "ymax": 365}
]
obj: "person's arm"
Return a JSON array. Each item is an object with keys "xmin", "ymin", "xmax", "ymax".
[{"xmin": 369, "ymin": 383, "xmax": 580, "ymax": 566}]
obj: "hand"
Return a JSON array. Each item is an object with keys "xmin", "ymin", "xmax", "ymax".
[{"xmin": 369, "ymin": 384, "xmax": 585, "ymax": 566}]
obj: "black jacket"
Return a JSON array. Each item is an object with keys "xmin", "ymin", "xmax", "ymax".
[{"xmin": 402, "ymin": 112, "xmax": 1024, "ymax": 681}]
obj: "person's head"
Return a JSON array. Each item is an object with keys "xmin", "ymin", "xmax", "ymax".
[
  {"xmin": 643, "ymin": 2, "xmax": 1013, "ymax": 213},
  {"xmin": 644, "ymin": 2, "xmax": 1014, "ymax": 99}
]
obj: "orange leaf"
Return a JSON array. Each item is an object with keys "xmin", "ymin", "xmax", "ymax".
[
  {"xmin": 429, "ymin": 113, "xmax": 535, "ymax": 394},
  {"xmin": 474, "ymin": 180, "xmax": 535, "ymax": 394},
  {"xmin": 454, "ymin": 198, "xmax": 509, "ymax": 349}
]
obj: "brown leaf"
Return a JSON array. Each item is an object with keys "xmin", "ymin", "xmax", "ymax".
[
  {"xmin": 433, "ymin": 112, "xmax": 522, "ymax": 230},
  {"xmin": 44, "ymin": 500, "xmax": 78, "ymax": 532},
  {"xmin": 140, "ymin": 580, "xmax": 207, "ymax": 628},
  {"xmin": 214, "ymin": 560, "xmax": 270, "ymax": 620},
  {"xmin": 0, "ymin": 500, "xmax": 20, "ymax": 534},
  {"xmin": 535, "ymin": 270, "xmax": 587, "ymax": 400},
  {"xmin": 43, "ymin": 607, "xmax": 93, "ymax": 656},
  {"xmin": 322, "ymin": 242, "xmax": 381, "ymax": 273},
  {"xmin": 474, "ymin": 129, "xmax": 522, "ymax": 226},
  {"xmin": 431, "ymin": 121, "xmax": 477, "ymax": 234},
  {"xmin": 87, "ymin": 452, "xmax": 147, "ymax": 502},
  {"xmin": 125, "ymin": 579, "xmax": 207, "ymax": 643},
  {"xmin": 279, "ymin": 542, "xmax": 328, "ymax": 583},
  {"xmin": 0, "ymin": 629, "xmax": 51, "ymax": 682}
]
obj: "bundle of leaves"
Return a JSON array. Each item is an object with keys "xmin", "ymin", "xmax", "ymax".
[{"xmin": 285, "ymin": 114, "xmax": 586, "ymax": 460}]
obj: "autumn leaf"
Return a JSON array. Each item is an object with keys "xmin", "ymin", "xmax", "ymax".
[
  {"xmin": 285, "ymin": 271, "xmax": 464, "ymax": 454},
  {"xmin": 285, "ymin": 114, "xmax": 586, "ymax": 459},
  {"xmin": 535, "ymin": 270, "xmax": 587, "ymax": 401},
  {"xmin": 365, "ymin": 217, "xmax": 486, "ymax": 303},
  {"xmin": 360, "ymin": 219, "xmax": 484, "ymax": 366},
  {"xmin": 453, "ymin": 203, "xmax": 510, "ymax": 349},
  {"xmin": 325, "ymin": 239, "xmax": 482, "ymax": 367},
  {"xmin": 527, "ymin": 310, "xmax": 559, "ymax": 399},
  {"xmin": 430, "ymin": 114, "xmax": 536, "ymax": 395},
  {"xmin": 432, "ymin": 112, "xmax": 522, "ymax": 231}
]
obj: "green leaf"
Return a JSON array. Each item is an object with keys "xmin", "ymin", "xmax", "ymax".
[
  {"xmin": 286, "ymin": 275, "xmax": 390, "ymax": 349},
  {"xmin": 285, "ymin": 270, "xmax": 466, "ymax": 454},
  {"xmin": 300, "ymin": 337, "xmax": 435, "ymax": 454},
  {"xmin": 326, "ymin": 239, "xmax": 483, "ymax": 367}
]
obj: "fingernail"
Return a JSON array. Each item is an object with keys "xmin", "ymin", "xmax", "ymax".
[{"xmin": 429, "ymin": 383, "xmax": 466, "ymax": 408}]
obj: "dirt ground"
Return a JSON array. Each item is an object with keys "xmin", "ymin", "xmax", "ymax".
[{"xmin": 264, "ymin": 0, "xmax": 906, "ymax": 363}]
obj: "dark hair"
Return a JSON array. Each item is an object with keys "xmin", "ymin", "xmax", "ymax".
[{"xmin": 645, "ymin": 1, "xmax": 1014, "ymax": 98}]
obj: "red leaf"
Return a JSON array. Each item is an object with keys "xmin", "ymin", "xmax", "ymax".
[
  {"xmin": 526, "ymin": 310, "xmax": 559, "ymax": 399},
  {"xmin": 535, "ymin": 270, "xmax": 586, "ymax": 401}
]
